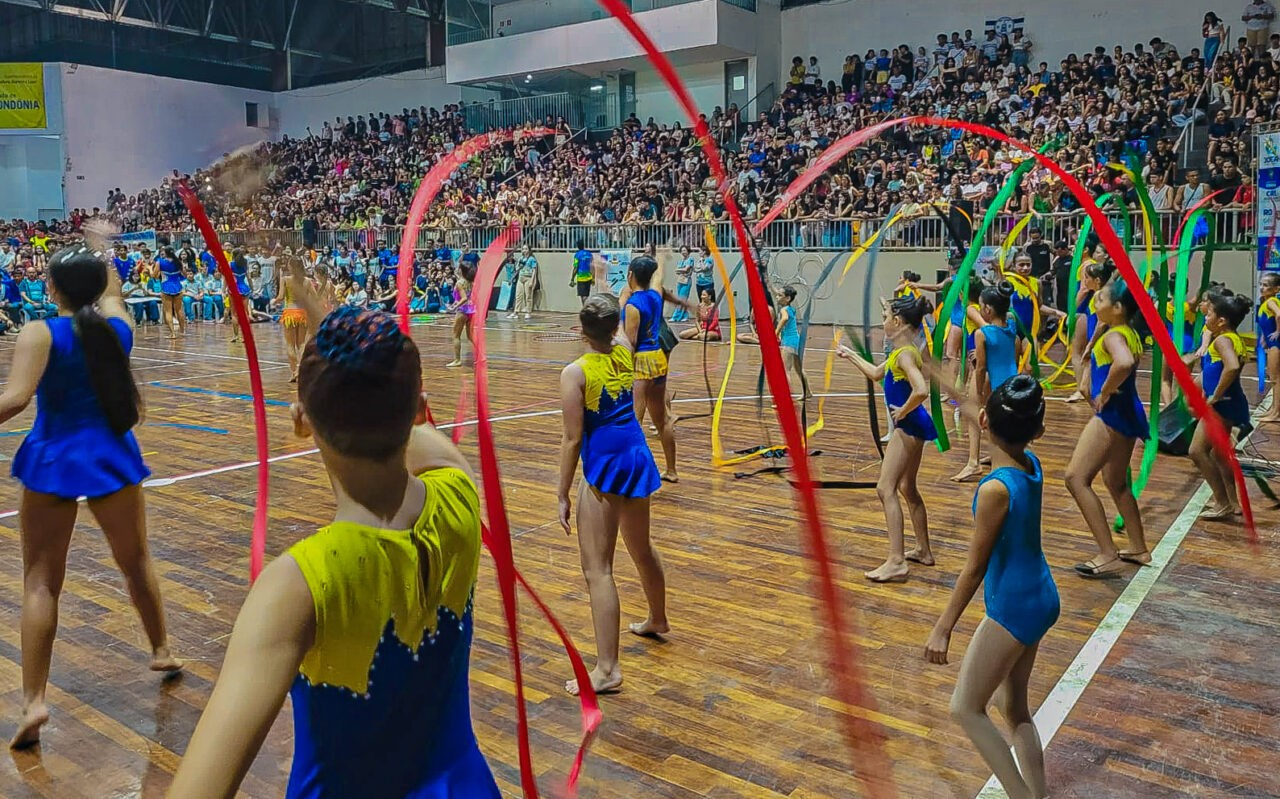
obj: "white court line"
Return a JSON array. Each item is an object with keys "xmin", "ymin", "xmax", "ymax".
[
  {"xmin": 130, "ymin": 345, "xmax": 291, "ymax": 368},
  {"xmin": 0, "ymin": 391, "xmax": 870, "ymax": 520},
  {"xmin": 975, "ymin": 405, "xmax": 1268, "ymax": 799}
]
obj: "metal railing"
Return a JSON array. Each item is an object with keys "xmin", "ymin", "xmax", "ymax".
[
  {"xmin": 1175, "ymin": 25, "xmax": 1229, "ymax": 168},
  {"xmin": 156, "ymin": 208, "xmax": 1256, "ymax": 255}
]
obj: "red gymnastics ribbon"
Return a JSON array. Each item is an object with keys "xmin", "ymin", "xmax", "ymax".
[
  {"xmin": 910, "ymin": 117, "xmax": 1257, "ymax": 543},
  {"xmin": 395, "ymin": 128, "xmax": 555, "ymax": 334},
  {"xmin": 175, "ymin": 181, "xmax": 271, "ymax": 581},
  {"xmin": 469, "ymin": 225, "xmax": 603, "ymax": 799},
  {"xmin": 593, "ymin": 2, "xmax": 897, "ymax": 795}
]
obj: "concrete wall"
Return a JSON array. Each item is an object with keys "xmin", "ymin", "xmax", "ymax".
[{"xmin": 59, "ymin": 63, "xmax": 273, "ymax": 210}]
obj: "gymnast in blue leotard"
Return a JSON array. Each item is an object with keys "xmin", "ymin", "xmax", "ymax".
[
  {"xmin": 1067, "ymin": 260, "xmax": 1109, "ymax": 404},
  {"xmin": 954, "ymin": 281, "xmax": 1023, "ymax": 483},
  {"xmin": 926, "ymin": 375, "xmax": 1056, "ymax": 799},
  {"xmin": 157, "ymin": 246, "xmax": 185, "ymax": 339},
  {"xmin": 0, "ymin": 246, "xmax": 180, "ymax": 748},
  {"xmin": 556, "ymin": 293, "xmax": 667, "ymax": 696},
  {"xmin": 1257, "ymin": 272, "xmax": 1280, "ymax": 424},
  {"xmin": 836, "ymin": 294, "xmax": 934, "ymax": 583},
  {"xmin": 1066, "ymin": 278, "xmax": 1151, "ymax": 579},
  {"xmin": 1191, "ymin": 289, "xmax": 1253, "ymax": 521},
  {"xmin": 774, "ymin": 285, "xmax": 811, "ymax": 400}
]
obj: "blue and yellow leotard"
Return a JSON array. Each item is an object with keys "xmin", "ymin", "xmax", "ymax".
[
  {"xmin": 1203, "ymin": 331, "xmax": 1250, "ymax": 430},
  {"xmin": 627, "ymin": 289, "xmax": 668, "ymax": 380},
  {"xmin": 1164, "ymin": 299, "xmax": 1196, "ymax": 354},
  {"xmin": 285, "ymin": 467, "xmax": 500, "ymax": 799},
  {"xmin": 975, "ymin": 451, "xmax": 1059, "ymax": 646},
  {"xmin": 577, "ymin": 345, "xmax": 661, "ymax": 498},
  {"xmin": 1090, "ymin": 324, "xmax": 1149, "ymax": 439},
  {"xmin": 884, "ymin": 345, "xmax": 936, "ymax": 441},
  {"xmin": 1258, "ymin": 296, "xmax": 1280, "ymax": 351},
  {"xmin": 1006, "ymin": 274, "xmax": 1039, "ymax": 338}
]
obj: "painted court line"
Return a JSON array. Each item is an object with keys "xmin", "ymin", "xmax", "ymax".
[
  {"xmin": 0, "ymin": 391, "xmax": 869, "ymax": 519},
  {"xmin": 975, "ymin": 407, "xmax": 1267, "ymax": 799},
  {"xmin": 148, "ymin": 382, "xmax": 293, "ymax": 407}
]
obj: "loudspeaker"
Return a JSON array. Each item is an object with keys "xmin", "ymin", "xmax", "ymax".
[{"xmin": 1157, "ymin": 400, "xmax": 1195, "ymax": 456}]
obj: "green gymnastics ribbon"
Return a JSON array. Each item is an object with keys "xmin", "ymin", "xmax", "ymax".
[
  {"xmin": 1191, "ymin": 216, "xmax": 1218, "ymax": 344},
  {"xmin": 1126, "ymin": 156, "xmax": 1170, "ymax": 501},
  {"xmin": 929, "ymin": 146, "xmax": 1050, "ymax": 447}
]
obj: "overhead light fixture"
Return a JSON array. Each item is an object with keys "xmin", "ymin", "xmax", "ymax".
[{"xmin": 590, "ymin": 84, "xmax": 604, "ymax": 92}]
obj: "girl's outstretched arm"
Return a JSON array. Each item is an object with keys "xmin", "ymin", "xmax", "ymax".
[{"xmin": 167, "ymin": 555, "xmax": 315, "ymax": 799}]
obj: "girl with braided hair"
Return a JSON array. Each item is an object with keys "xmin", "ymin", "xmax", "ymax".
[{"xmin": 171, "ymin": 294, "xmax": 500, "ymax": 798}]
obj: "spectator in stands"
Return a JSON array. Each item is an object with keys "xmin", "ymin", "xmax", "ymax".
[
  {"xmin": 1204, "ymin": 12, "xmax": 1227, "ymax": 66},
  {"xmin": 19, "ymin": 267, "xmax": 57, "ymax": 320},
  {"xmin": 1244, "ymin": 0, "xmax": 1276, "ymax": 46}
]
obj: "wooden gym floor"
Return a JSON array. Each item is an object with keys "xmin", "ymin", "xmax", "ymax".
[{"xmin": 0, "ymin": 313, "xmax": 1275, "ymax": 798}]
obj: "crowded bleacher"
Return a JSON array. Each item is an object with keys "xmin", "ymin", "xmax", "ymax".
[{"xmin": 2, "ymin": 18, "xmax": 1272, "ymax": 261}]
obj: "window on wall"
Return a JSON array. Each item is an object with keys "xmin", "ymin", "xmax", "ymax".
[{"xmin": 245, "ymin": 102, "xmax": 259, "ymax": 128}]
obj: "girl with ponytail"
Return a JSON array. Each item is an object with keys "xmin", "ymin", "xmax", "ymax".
[
  {"xmin": 0, "ymin": 245, "xmax": 180, "ymax": 749},
  {"xmin": 1065, "ymin": 278, "xmax": 1151, "ymax": 578},
  {"xmin": 836, "ymin": 293, "xmax": 936, "ymax": 583}
]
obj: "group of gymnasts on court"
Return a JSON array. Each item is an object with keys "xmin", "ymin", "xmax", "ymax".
[{"xmin": 0, "ymin": 232, "xmax": 1264, "ymax": 799}]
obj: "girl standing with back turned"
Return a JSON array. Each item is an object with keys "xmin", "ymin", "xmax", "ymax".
[
  {"xmin": 0, "ymin": 246, "xmax": 180, "ymax": 748},
  {"xmin": 926, "ymin": 375, "xmax": 1057, "ymax": 799},
  {"xmin": 169, "ymin": 289, "xmax": 499, "ymax": 798}
]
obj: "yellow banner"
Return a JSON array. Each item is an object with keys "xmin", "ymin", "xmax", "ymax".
[{"xmin": 0, "ymin": 64, "xmax": 46, "ymax": 129}]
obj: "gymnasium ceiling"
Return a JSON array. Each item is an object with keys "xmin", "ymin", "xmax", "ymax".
[{"xmin": 0, "ymin": 0, "xmax": 446, "ymax": 90}]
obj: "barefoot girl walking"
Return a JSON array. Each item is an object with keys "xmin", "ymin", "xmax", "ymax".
[
  {"xmin": 558, "ymin": 294, "xmax": 669, "ymax": 696},
  {"xmin": 1190, "ymin": 289, "xmax": 1252, "ymax": 520},
  {"xmin": 0, "ymin": 246, "xmax": 180, "ymax": 748},
  {"xmin": 925, "ymin": 374, "xmax": 1057, "ymax": 799},
  {"xmin": 836, "ymin": 294, "xmax": 935, "ymax": 582},
  {"xmin": 1065, "ymin": 278, "xmax": 1151, "ymax": 578}
]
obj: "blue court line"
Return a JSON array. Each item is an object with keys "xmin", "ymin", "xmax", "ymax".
[
  {"xmin": 146, "ymin": 422, "xmax": 230, "ymax": 435},
  {"xmin": 148, "ymin": 382, "xmax": 291, "ymax": 407}
]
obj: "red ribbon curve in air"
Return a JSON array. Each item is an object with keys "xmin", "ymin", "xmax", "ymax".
[
  {"xmin": 469, "ymin": 225, "xmax": 603, "ymax": 799},
  {"xmin": 176, "ymin": 180, "xmax": 271, "ymax": 581},
  {"xmin": 592, "ymin": 2, "xmax": 898, "ymax": 795}
]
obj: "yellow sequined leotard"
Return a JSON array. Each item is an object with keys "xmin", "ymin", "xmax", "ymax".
[{"xmin": 284, "ymin": 467, "xmax": 499, "ymax": 798}]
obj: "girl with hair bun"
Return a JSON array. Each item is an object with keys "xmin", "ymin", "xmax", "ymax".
[
  {"xmin": 775, "ymin": 284, "xmax": 812, "ymax": 400},
  {"xmin": 836, "ymin": 293, "xmax": 935, "ymax": 583},
  {"xmin": 558, "ymin": 292, "xmax": 668, "ymax": 696},
  {"xmin": 1065, "ymin": 278, "xmax": 1151, "ymax": 578},
  {"xmin": 953, "ymin": 281, "xmax": 1023, "ymax": 483},
  {"xmin": 1192, "ymin": 290, "xmax": 1253, "ymax": 520},
  {"xmin": 0, "ymin": 245, "xmax": 180, "ymax": 749},
  {"xmin": 622, "ymin": 253, "xmax": 696, "ymax": 483},
  {"xmin": 926, "ymin": 374, "xmax": 1056, "ymax": 799}
]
